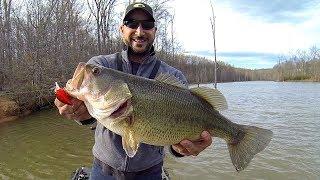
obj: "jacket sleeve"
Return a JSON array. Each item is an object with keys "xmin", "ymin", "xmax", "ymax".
[
  {"xmin": 87, "ymin": 55, "xmax": 111, "ymax": 68},
  {"xmin": 174, "ymin": 70, "xmax": 189, "ymax": 86},
  {"xmin": 77, "ymin": 117, "xmax": 96, "ymax": 126}
]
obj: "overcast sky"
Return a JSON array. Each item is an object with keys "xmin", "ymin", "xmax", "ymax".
[{"xmin": 171, "ymin": 0, "xmax": 320, "ymax": 69}]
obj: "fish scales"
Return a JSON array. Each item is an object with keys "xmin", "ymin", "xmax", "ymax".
[
  {"xmin": 65, "ymin": 63, "xmax": 273, "ymax": 171},
  {"xmin": 124, "ymin": 76, "xmax": 237, "ymax": 145}
]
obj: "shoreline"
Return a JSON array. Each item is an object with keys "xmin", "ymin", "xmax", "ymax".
[
  {"xmin": 0, "ymin": 97, "xmax": 20, "ymax": 123},
  {"xmin": 0, "ymin": 80, "xmax": 319, "ymax": 123},
  {"xmin": 0, "ymin": 95, "xmax": 54, "ymax": 124}
]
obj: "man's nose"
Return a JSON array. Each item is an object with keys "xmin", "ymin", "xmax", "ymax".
[{"xmin": 135, "ymin": 24, "xmax": 145, "ymax": 36}]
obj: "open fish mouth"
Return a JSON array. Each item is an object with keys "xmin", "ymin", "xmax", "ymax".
[{"xmin": 110, "ymin": 99, "xmax": 132, "ymax": 119}]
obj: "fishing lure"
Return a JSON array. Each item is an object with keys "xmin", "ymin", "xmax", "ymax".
[{"xmin": 55, "ymin": 82, "xmax": 73, "ymax": 105}]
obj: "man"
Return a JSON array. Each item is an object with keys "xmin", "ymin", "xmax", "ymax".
[{"xmin": 55, "ymin": 2, "xmax": 212, "ymax": 180}]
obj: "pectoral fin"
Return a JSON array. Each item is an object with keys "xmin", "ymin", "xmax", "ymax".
[{"xmin": 122, "ymin": 129, "xmax": 140, "ymax": 157}]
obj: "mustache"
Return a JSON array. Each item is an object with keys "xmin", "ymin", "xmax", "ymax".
[{"xmin": 131, "ymin": 36, "xmax": 147, "ymax": 40}]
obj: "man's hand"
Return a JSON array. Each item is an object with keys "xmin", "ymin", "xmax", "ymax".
[
  {"xmin": 172, "ymin": 131, "xmax": 212, "ymax": 156},
  {"xmin": 54, "ymin": 97, "xmax": 91, "ymax": 121}
]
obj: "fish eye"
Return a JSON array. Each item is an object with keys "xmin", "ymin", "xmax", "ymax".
[{"xmin": 92, "ymin": 67, "xmax": 101, "ymax": 75}]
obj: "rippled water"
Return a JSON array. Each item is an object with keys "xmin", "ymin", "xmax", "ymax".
[
  {"xmin": 167, "ymin": 81, "xmax": 320, "ymax": 179},
  {"xmin": 1, "ymin": 81, "xmax": 319, "ymax": 179},
  {"xmin": 0, "ymin": 111, "xmax": 94, "ymax": 179}
]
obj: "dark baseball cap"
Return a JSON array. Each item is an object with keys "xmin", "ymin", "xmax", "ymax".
[{"xmin": 123, "ymin": 2, "xmax": 155, "ymax": 22}]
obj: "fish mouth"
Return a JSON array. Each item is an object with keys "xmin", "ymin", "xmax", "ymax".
[
  {"xmin": 69, "ymin": 63, "xmax": 86, "ymax": 89},
  {"xmin": 65, "ymin": 63, "xmax": 86, "ymax": 99},
  {"xmin": 110, "ymin": 99, "xmax": 132, "ymax": 119}
]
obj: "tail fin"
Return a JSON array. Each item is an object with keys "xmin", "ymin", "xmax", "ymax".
[{"xmin": 227, "ymin": 125, "xmax": 273, "ymax": 171}]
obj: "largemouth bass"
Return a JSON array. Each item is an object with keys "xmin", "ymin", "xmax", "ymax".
[{"xmin": 65, "ymin": 62, "xmax": 273, "ymax": 171}]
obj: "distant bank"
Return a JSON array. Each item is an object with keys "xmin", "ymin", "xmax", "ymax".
[
  {"xmin": 0, "ymin": 91, "xmax": 54, "ymax": 123},
  {"xmin": 1, "ymin": 79, "xmax": 319, "ymax": 124}
]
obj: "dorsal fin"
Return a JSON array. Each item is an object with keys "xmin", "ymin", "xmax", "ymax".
[
  {"xmin": 155, "ymin": 73, "xmax": 186, "ymax": 88},
  {"xmin": 190, "ymin": 87, "xmax": 228, "ymax": 111}
]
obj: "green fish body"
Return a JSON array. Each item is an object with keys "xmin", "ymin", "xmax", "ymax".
[{"xmin": 66, "ymin": 63, "xmax": 273, "ymax": 171}]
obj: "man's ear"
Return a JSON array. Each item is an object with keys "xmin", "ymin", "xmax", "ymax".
[{"xmin": 120, "ymin": 25, "xmax": 124, "ymax": 35}]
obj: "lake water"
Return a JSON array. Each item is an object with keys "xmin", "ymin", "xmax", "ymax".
[{"xmin": 0, "ymin": 81, "xmax": 319, "ymax": 179}]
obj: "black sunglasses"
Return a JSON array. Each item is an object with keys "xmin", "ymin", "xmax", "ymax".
[{"xmin": 123, "ymin": 20, "xmax": 155, "ymax": 30}]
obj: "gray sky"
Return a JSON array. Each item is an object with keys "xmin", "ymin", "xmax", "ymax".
[{"xmin": 171, "ymin": 0, "xmax": 320, "ymax": 69}]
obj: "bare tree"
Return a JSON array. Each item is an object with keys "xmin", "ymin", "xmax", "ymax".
[
  {"xmin": 209, "ymin": 0, "xmax": 217, "ymax": 88},
  {"xmin": 1, "ymin": 0, "xmax": 13, "ymax": 78},
  {"xmin": 87, "ymin": 0, "xmax": 118, "ymax": 54}
]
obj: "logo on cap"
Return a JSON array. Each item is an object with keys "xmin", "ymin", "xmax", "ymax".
[{"xmin": 133, "ymin": 3, "xmax": 145, "ymax": 8}]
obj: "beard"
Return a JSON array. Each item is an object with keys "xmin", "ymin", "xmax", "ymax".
[
  {"xmin": 127, "ymin": 45, "xmax": 151, "ymax": 56},
  {"xmin": 123, "ymin": 36, "xmax": 153, "ymax": 56}
]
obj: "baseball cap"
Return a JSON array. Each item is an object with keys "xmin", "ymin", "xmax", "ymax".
[{"xmin": 123, "ymin": 2, "xmax": 155, "ymax": 22}]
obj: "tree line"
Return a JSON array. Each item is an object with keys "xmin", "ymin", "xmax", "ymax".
[
  {"xmin": 0, "ymin": 0, "xmax": 254, "ymax": 95},
  {"xmin": 274, "ymin": 46, "xmax": 320, "ymax": 81},
  {"xmin": 0, "ymin": 0, "xmax": 319, "ymax": 110}
]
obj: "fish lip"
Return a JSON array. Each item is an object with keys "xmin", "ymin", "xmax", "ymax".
[
  {"xmin": 65, "ymin": 63, "xmax": 87, "ymax": 94},
  {"xmin": 110, "ymin": 99, "xmax": 132, "ymax": 119}
]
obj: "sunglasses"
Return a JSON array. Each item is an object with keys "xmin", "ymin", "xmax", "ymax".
[{"xmin": 123, "ymin": 20, "xmax": 155, "ymax": 30}]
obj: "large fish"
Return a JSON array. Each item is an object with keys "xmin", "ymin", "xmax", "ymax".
[{"xmin": 64, "ymin": 62, "xmax": 273, "ymax": 171}]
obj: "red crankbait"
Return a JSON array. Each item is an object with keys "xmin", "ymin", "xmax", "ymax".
[{"xmin": 54, "ymin": 82, "xmax": 73, "ymax": 105}]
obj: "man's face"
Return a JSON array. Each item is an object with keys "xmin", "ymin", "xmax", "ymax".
[{"xmin": 120, "ymin": 9, "xmax": 156, "ymax": 54}]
